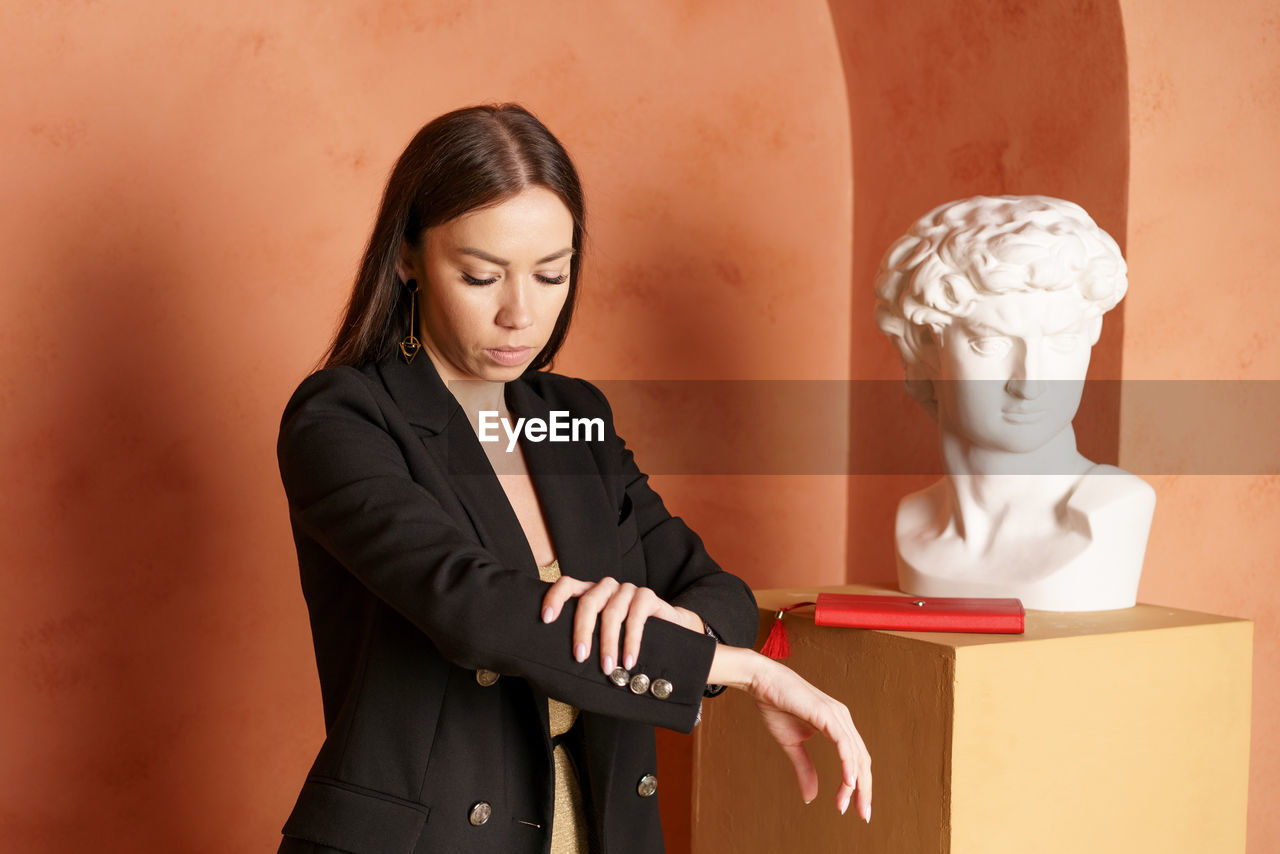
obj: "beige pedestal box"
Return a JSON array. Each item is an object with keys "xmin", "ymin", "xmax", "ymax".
[{"xmin": 692, "ymin": 585, "xmax": 1252, "ymax": 854}]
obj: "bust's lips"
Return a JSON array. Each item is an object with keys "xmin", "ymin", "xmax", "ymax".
[{"xmin": 1001, "ymin": 408, "xmax": 1048, "ymax": 423}]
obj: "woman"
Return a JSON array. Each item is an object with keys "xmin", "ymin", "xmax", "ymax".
[{"xmin": 276, "ymin": 104, "xmax": 871, "ymax": 854}]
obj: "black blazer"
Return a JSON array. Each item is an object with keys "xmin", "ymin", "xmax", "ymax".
[{"xmin": 275, "ymin": 353, "xmax": 758, "ymax": 854}]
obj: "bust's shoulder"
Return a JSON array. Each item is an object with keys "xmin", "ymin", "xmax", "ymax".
[
  {"xmin": 1069, "ymin": 464, "xmax": 1157, "ymax": 515},
  {"xmin": 895, "ymin": 478, "xmax": 949, "ymax": 533}
]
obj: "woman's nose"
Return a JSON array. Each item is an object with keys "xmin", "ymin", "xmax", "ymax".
[{"xmin": 496, "ymin": 280, "xmax": 533, "ymax": 329}]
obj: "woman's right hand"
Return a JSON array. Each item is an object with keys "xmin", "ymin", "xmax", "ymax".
[{"xmin": 708, "ymin": 645, "xmax": 872, "ymax": 822}]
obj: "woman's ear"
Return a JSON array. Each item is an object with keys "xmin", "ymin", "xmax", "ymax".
[{"xmin": 396, "ymin": 242, "xmax": 419, "ymax": 285}]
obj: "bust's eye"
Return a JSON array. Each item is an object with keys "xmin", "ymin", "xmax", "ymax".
[
  {"xmin": 969, "ymin": 336, "xmax": 1011, "ymax": 357},
  {"xmin": 1048, "ymin": 333, "xmax": 1081, "ymax": 353}
]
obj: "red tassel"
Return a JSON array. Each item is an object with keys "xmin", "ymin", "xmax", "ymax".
[
  {"xmin": 759, "ymin": 602, "xmax": 816, "ymax": 660},
  {"xmin": 760, "ymin": 610, "xmax": 791, "ymax": 659}
]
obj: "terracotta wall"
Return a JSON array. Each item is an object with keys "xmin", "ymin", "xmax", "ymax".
[
  {"xmin": 4, "ymin": 0, "xmax": 1274, "ymax": 851},
  {"xmin": 0, "ymin": 1, "xmax": 848, "ymax": 851},
  {"xmin": 1119, "ymin": 2, "xmax": 1279, "ymax": 850}
]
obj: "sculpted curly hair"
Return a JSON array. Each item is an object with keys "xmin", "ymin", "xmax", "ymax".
[{"xmin": 873, "ymin": 195, "xmax": 1126, "ymax": 417}]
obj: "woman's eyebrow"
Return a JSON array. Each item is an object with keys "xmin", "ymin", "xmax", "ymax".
[
  {"xmin": 536, "ymin": 247, "xmax": 575, "ymax": 263},
  {"xmin": 459, "ymin": 247, "xmax": 509, "ymax": 265},
  {"xmin": 458, "ymin": 247, "xmax": 575, "ymax": 266}
]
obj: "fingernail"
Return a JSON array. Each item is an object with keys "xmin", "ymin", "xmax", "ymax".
[
  {"xmin": 542, "ymin": 607, "xmax": 553, "ymax": 624},
  {"xmin": 624, "ymin": 654, "xmax": 635, "ymax": 669},
  {"xmin": 803, "ymin": 798, "xmax": 813, "ymax": 806},
  {"xmin": 602, "ymin": 655, "xmax": 614, "ymax": 674},
  {"xmin": 863, "ymin": 803, "xmax": 871, "ymax": 823},
  {"xmin": 574, "ymin": 643, "xmax": 587, "ymax": 662},
  {"xmin": 840, "ymin": 800, "xmax": 848, "ymax": 816}
]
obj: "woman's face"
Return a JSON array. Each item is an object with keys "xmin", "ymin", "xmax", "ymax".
[{"xmin": 400, "ymin": 186, "xmax": 574, "ymax": 383}]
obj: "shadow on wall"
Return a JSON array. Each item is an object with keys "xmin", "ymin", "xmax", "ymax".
[
  {"xmin": 18, "ymin": 152, "xmax": 230, "ymax": 851},
  {"xmin": 830, "ymin": 0, "xmax": 1130, "ymax": 581}
]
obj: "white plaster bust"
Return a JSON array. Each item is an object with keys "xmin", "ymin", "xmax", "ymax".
[{"xmin": 874, "ymin": 195, "xmax": 1155, "ymax": 611}]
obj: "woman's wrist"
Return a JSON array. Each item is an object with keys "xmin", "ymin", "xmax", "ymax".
[
  {"xmin": 673, "ymin": 605, "xmax": 706, "ymax": 635},
  {"xmin": 707, "ymin": 643, "xmax": 761, "ymax": 692}
]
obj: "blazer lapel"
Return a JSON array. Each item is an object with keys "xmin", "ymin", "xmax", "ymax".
[
  {"xmin": 506, "ymin": 379, "xmax": 622, "ymax": 784},
  {"xmin": 375, "ymin": 355, "xmax": 539, "ymax": 579},
  {"xmin": 374, "ymin": 356, "xmax": 619, "ymax": 583},
  {"xmin": 378, "ymin": 356, "xmax": 624, "ymax": 786},
  {"xmin": 507, "ymin": 379, "xmax": 618, "ymax": 585}
]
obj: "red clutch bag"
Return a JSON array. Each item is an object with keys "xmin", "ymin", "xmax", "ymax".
[{"xmin": 814, "ymin": 593, "xmax": 1025, "ymax": 634}]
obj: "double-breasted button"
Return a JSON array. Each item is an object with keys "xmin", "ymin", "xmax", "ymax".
[
  {"xmin": 475, "ymin": 669, "xmax": 500, "ymax": 687},
  {"xmin": 609, "ymin": 667, "xmax": 630, "ymax": 688},
  {"xmin": 651, "ymin": 678, "xmax": 673, "ymax": 700},
  {"xmin": 629, "ymin": 673, "xmax": 651, "ymax": 695},
  {"xmin": 636, "ymin": 773, "xmax": 658, "ymax": 798},
  {"xmin": 468, "ymin": 801, "xmax": 492, "ymax": 826}
]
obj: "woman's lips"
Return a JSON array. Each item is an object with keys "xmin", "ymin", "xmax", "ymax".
[{"xmin": 485, "ymin": 346, "xmax": 533, "ymax": 367}]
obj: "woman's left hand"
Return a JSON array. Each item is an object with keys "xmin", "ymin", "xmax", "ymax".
[{"xmin": 541, "ymin": 576, "xmax": 705, "ymax": 675}]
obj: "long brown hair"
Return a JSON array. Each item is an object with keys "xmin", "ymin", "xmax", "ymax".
[{"xmin": 322, "ymin": 104, "xmax": 586, "ymax": 370}]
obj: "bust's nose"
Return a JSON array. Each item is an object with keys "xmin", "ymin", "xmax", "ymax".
[{"xmin": 1005, "ymin": 340, "xmax": 1045, "ymax": 400}]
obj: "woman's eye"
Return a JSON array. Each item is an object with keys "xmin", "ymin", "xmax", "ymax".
[
  {"xmin": 535, "ymin": 273, "xmax": 569, "ymax": 285},
  {"xmin": 969, "ymin": 336, "xmax": 1011, "ymax": 357},
  {"xmin": 461, "ymin": 272, "xmax": 499, "ymax": 286}
]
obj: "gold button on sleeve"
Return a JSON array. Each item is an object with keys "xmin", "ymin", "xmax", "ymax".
[
  {"xmin": 650, "ymin": 678, "xmax": 673, "ymax": 700},
  {"xmin": 629, "ymin": 673, "xmax": 650, "ymax": 695}
]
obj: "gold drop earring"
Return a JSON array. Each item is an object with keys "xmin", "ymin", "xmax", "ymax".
[{"xmin": 399, "ymin": 278, "xmax": 422, "ymax": 364}]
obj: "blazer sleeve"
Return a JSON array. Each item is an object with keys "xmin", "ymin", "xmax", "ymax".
[
  {"xmin": 573, "ymin": 378, "xmax": 759, "ymax": 650},
  {"xmin": 278, "ymin": 367, "xmax": 718, "ymax": 733}
]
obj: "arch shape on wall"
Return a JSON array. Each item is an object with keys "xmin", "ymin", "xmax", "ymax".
[{"xmin": 827, "ymin": 0, "xmax": 1130, "ymax": 579}]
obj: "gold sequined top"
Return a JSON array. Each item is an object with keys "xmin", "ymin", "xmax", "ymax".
[{"xmin": 538, "ymin": 559, "xmax": 589, "ymax": 854}]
